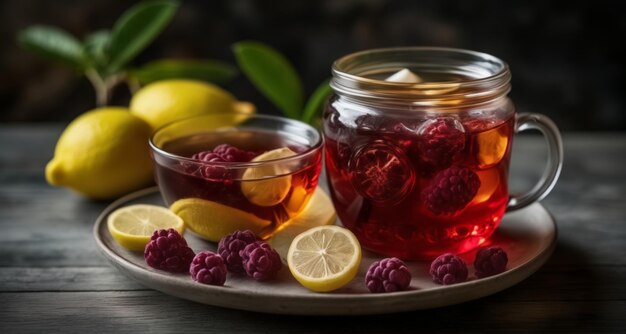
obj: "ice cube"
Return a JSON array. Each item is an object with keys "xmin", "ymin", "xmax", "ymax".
[{"xmin": 385, "ymin": 68, "xmax": 423, "ymax": 83}]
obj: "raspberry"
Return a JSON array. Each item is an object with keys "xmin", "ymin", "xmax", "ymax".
[
  {"xmin": 423, "ymin": 166, "xmax": 481, "ymax": 215},
  {"xmin": 365, "ymin": 257, "xmax": 412, "ymax": 293},
  {"xmin": 217, "ymin": 230, "xmax": 260, "ymax": 274},
  {"xmin": 190, "ymin": 251, "xmax": 227, "ymax": 286},
  {"xmin": 417, "ymin": 117, "xmax": 466, "ymax": 170},
  {"xmin": 144, "ymin": 229, "xmax": 195, "ymax": 273},
  {"xmin": 240, "ymin": 241, "xmax": 282, "ymax": 281},
  {"xmin": 212, "ymin": 144, "xmax": 257, "ymax": 162},
  {"xmin": 430, "ymin": 253, "xmax": 468, "ymax": 285},
  {"xmin": 187, "ymin": 144, "xmax": 256, "ymax": 180},
  {"xmin": 474, "ymin": 247, "xmax": 508, "ymax": 278}
]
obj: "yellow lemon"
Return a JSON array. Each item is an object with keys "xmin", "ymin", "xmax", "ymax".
[
  {"xmin": 241, "ymin": 147, "xmax": 297, "ymax": 207},
  {"xmin": 170, "ymin": 198, "xmax": 271, "ymax": 242},
  {"xmin": 268, "ymin": 187, "xmax": 337, "ymax": 259},
  {"xmin": 287, "ymin": 225, "xmax": 361, "ymax": 292},
  {"xmin": 45, "ymin": 107, "xmax": 153, "ymax": 200},
  {"xmin": 129, "ymin": 79, "xmax": 254, "ymax": 131},
  {"xmin": 108, "ymin": 204, "xmax": 185, "ymax": 251}
]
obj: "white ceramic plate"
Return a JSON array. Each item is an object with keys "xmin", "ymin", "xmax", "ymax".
[{"xmin": 94, "ymin": 187, "xmax": 556, "ymax": 315}]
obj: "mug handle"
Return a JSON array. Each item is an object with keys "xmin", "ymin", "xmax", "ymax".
[{"xmin": 507, "ymin": 113, "xmax": 564, "ymax": 212}]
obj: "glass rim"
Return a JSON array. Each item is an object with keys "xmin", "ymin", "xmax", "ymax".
[
  {"xmin": 149, "ymin": 112, "xmax": 324, "ymax": 169},
  {"xmin": 330, "ymin": 46, "xmax": 512, "ymax": 107}
]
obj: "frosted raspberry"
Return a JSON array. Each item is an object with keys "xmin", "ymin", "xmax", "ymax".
[
  {"xmin": 144, "ymin": 229, "xmax": 195, "ymax": 273},
  {"xmin": 190, "ymin": 251, "xmax": 227, "ymax": 286},
  {"xmin": 365, "ymin": 257, "xmax": 412, "ymax": 293},
  {"xmin": 240, "ymin": 241, "xmax": 282, "ymax": 281},
  {"xmin": 217, "ymin": 230, "xmax": 260, "ymax": 274},
  {"xmin": 423, "ymin": 166, "xmax": 481, "ymax": 215},
  {"xmin": 430, "ymin": 253, "xmax": 468, "ymax": 285},
  {"xmin": 417, "ymin": 117, "xmax": 466, "ymax": 169},
  {"xmin": 474, "ymin": 247, "xmax": 508, "ymax": 278}
]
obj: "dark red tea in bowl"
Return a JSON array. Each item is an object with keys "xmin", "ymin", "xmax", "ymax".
[
  {"xmin": 150, "ymin": 113, "xmax": 323, "ymax": 241},
  {"xmin": 324, "ymin": 47, "xmax": 563, "ymax": 259}
]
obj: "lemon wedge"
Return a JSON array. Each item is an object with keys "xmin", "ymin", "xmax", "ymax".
[
  {"xmin": 287, "ymin": 225, "xmax": 362, "ymax": 292},
  {"xmin": 170, "ymin": 198, "xmax": 271, "ymax": 242},
  {"xmin": 268, "ymin": 187, "xmax": 337, "ymax": 258},
  {"xmin": 107, "ymin": 204, "xmax": 185, "ymax": 251},
  {"xmin": 241, "ymin": 147, "xmax": 296, "ymax": 207}
]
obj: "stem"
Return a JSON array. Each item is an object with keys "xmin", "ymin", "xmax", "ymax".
[
  {"xmin": 85, "ymin": 69, "xmax": 108, "ymax": 106},
  {"xmin": 103, "ymin": 72, "xmax": 127, "ymax": 104},
  {"xmin": 86, "ymin": 70, "xmax": 130, "ymax": 106}
]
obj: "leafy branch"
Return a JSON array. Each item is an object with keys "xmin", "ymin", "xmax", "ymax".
[
  {"xmin": 17, "ymin": 2, "xmax": 332, "ymax": 124},
  {"xmin": 18, "ymin": 0, "xmax": 236, "ymax": 106},
  {"xmin": 233, "ymin": 41, "xmax": 333, "ymax": 125}
]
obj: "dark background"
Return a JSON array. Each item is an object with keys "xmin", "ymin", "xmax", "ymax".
[{"xmin": 1, "ymin": 0, "xmax": 624, "ymax": 131}]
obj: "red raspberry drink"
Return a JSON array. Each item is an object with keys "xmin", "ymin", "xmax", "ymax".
[
  {"xmin": 325, "ymin": 47, "xmax": 563, "ymax": 259},
  {"xmin": 324, "ymin": 107, "xmax": 514, "ymax": 259}
]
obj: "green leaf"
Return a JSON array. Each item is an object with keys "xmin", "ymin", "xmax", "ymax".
[
  {"xmin": 130, "ymin": 59, "xmax": 238, "ymax": 85},
  {"xmin": 301, "ymin": 79, "xmax": 332, "ymax": 124},
  {"xmin": 233, "ymin": 41, "xmax": 304, "ymax": 119},
  {"xmin": 18, "ymin": 25, "xmax": 85, "ymax": 68},
  {"xmin": 83, "ymin": 30, "xmax": 111, "ymax": 72},
  {"xmin": 107, "ymin": 0, "xmax": 179, "ymax": 73}
]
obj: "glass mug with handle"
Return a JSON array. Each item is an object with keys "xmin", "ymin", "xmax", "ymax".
[{"xmin": 323, "ymin": 47, "xmax": 563, "ymax": 260}]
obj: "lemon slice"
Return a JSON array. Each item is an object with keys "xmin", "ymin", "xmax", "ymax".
[
  {"xmin": 107, "ymin": 204, "xmax": 185, "ymax": 251},
  {"xmin": 287, "ymin": 225, "xmax": 362, "ymax": 292},
  {"xmin": 170, "ymin": 198, "xmax": 271, "ymax": 242},
  {"xmin": 268, "ymin": 187, "xmax": 337, "ymax": 258},
  {"xmin": 241, "ymin": 147, "xmax": 296, "ymax": 207}
]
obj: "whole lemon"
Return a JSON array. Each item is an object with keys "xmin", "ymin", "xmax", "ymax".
[
  {"xmin": 45, "ymin": 107, "xmax": 154, "ymax": 200},
  {"xmin": 130, "ymin": 79, "xmax": 254, "ymax": 131}
]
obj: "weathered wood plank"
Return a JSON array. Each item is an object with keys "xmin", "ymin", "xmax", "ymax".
[
  {"xmin": 1, "ymin": 265, "xmax": 624, "ymax": 303},
  {"xmin": 0, "ymin": 291, "xmax": 623, "ymax": 333},
  {"xmin": 0, "ymin": 267, "xmax": 145, "ymax": 291},
  {"xmin": 0, "ymin": 124, "xmax": 61, "ymax": 172},
  {"xmin": 0, "ymin": 189, "xmax": 109, "ymax": 267}
]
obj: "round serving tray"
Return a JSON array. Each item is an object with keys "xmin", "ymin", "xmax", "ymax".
[{"xmin": 94, "ymin": 187, "xmax": 556, "ymax": 315}]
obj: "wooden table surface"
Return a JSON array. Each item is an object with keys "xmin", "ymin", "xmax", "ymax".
[{"xmin": 1, "ymin": 124, "xmax": 624, "ymax": 333}]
